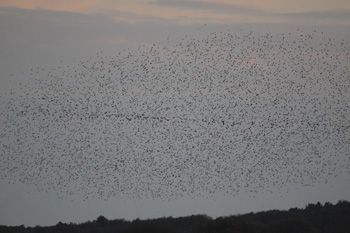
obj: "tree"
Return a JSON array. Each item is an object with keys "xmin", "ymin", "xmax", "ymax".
[{"xmin": 96, "ymin": 215, "xmax": 108, "ymax": 225}]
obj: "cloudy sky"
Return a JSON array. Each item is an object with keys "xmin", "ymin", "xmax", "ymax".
[
  {"xmin": 1, "ymin": 0, "xmax": 349, "ymax": 89},
  {"xmin": 0, "ymin": 0, "xmax": 350, "ymax": 227}
]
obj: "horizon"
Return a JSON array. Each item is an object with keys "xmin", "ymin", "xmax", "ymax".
[{"xmin": 1, "ymin": 199, "xmax": 349, "ymax": 228}]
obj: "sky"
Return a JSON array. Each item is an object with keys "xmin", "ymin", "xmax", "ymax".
[{"xmin": 0, "ymin": 0, "xmax": 350, "ymax": 227}]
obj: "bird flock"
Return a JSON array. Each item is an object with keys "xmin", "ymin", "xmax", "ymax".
[{"xmin": 0, "ymin": 28, "xmax": 349, "ymax": 201}]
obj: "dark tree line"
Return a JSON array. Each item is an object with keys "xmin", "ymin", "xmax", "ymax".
[{"xmin": 1, "ymin": 200, "xmax": 349, "ymax": 233}]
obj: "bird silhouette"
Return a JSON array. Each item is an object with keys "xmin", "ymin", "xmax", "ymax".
[{"xmin": 0, "ymin": 28, "xmax": 349, "ymax": 201}]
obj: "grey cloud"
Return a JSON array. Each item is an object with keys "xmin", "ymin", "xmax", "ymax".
[
  {"xmin": 151, "ymin": 0, "xmax": 350, "ymax": 24},
  {"xmin": 0, "ymin": 7, "xmax": 120, "ymax": 48},
  {"xmin": 0, "ymin": 6, "xmax": 177, "ymax": 88},
  {"xmin": 0, "ymin": 6, "xmax": 190, "ymax": 47},
  {"xmin": 274, "ymin": 9, "xmax": 350, "ymax": 21},
  {"xmin": 151, "ymin": 0, "xmax": 267, "ymax": 15}
]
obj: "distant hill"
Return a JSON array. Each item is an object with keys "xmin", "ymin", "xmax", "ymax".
[{"xmin": 1, "ymin": 200, "xmax": 349, "ymax": 233}]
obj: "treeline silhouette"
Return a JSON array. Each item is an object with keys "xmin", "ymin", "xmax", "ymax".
[{"xmin": 1, "ymin": 200, "xmax": 349, "ymax": 233}]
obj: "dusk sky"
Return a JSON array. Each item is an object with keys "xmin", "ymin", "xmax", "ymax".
[{"xmin": 1, "ymin": 0, "xmax": 350, "ymax": 227}]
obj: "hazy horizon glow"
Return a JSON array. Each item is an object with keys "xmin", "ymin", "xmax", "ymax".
[{"xmin": 0, "ymin": 0, "xmax": 349, "ymax": 24}]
